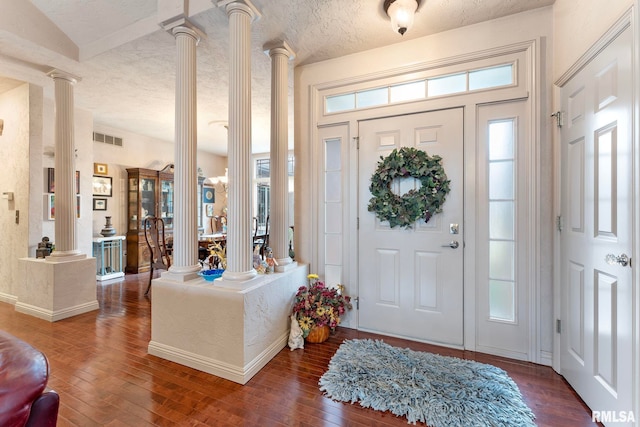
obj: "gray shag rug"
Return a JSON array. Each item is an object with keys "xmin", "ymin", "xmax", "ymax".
[{"xmin": 319, "ymin": 339, "xmax": 536, "ymax": 426}]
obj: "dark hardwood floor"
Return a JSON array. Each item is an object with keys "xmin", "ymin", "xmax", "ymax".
[{"xmin": 0, "ymin": 273, "xmax": 598, "ymax": 426}]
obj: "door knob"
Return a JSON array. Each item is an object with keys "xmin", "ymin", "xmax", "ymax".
[
  {"xmin": 605, "ymin": 253, "xmax": 630, "ymax": 267},
  {"xmin": 441, "ymin": 241, "xmax": 459, "ymax": 249}
]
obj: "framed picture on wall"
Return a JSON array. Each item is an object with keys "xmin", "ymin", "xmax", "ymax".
[
  {"xmin": 206, "ymin": 204, "xmax": 215, "ymax": 217},
  {"xmin": 47, "ymin": 168, "xmax": 55, "ymax": 193},
  {"xmin": 203, "ymin": 186, "xmax": 215, "ymax": 204},
  {"xmin": 93, "ymin": 198, "xmax": 107, "ymax": 211},
  {"xmin": 46, "ymin": 193, "xmax": 54, "ymax": 220},
  {"xmin": 93, "ymin": 163, "xmax": 108, "ymax": 175},
  {"xmin": 92, "ymin": 176, "xmax": 112, "ymax": 197},
  {"xmin": 46, "ymin": 168, "xmax": 80, "ymax": 194},
  {"xmin": 46, "ymin": 194, "xmax": 81, "ymax": 219}
]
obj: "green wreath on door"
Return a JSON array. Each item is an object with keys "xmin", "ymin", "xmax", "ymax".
[{"xmin": 367, "ymin": 147, "xmax": 450, "ymax": 229}]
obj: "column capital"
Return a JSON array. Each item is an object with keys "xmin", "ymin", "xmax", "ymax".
[
  {"xmin": 172, "ymin": 24, "xmax": 205, "ymax": 45},
  {"xmin": 263, "ymin": 40, "xmax": 296, "ymax": 60},
  {"xmin": 161, "ymin": 18, "xmax": 206, "ymax": 44},
  {"xmin": 46, "ymin": 69, "xmax": 81, "ymax": 84},
  {"xmin": 217, "ymin": 0, "xmax": 262, "ymax": 21}
]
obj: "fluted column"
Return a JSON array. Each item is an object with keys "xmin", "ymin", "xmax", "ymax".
[
  {"xmin": 265, "ymin": 41, "xmax": 295, "ymax": 269},
  {"xmin": 48, "ymin": 71, "xmax": 83, "ymax": 260},
  {"xmin": 218, "ymin": 0, "xmax": 260, "ymax": 281},
  {"xmin": 166, "ymin": 25, "xmax": 202, "ymax": 281}
]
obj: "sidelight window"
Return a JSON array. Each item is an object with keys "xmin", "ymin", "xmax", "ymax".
[{"xmin": 487, "ymin": 119, "xmax": 516, "ymax": 322}]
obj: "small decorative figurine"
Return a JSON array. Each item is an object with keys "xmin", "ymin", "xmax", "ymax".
[
  {"xmin": 36, "ymin": 237, "xmax": 53, "ymax": 258},
  {"xmin": 207, "ymin": 242, "xmax": 226, "ymax": 270},
  {"xmin": 265, "ymin": 247, "xmax": 278, "ymax": 273}
]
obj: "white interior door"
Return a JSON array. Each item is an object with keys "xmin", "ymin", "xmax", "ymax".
[
  {"xmin": 559, "ymin": 25, "xmax": 634, "ymax": 424},
  {"xmin": 358, "ymin": 108, "xmax": 464, "ymax": 345}
]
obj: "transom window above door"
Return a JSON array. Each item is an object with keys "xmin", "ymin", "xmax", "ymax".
[{"xmin": 325, "ymin": 63, "xmax": 515, "ymax": 114}]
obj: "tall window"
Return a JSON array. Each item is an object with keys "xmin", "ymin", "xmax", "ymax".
[
  {"xmin": 487, "ymin": 119, "xmax": 516, "ymax": 322},
  {"xmin": 253, "ymin": 156, "xmax": 295, "ymax": 229}
]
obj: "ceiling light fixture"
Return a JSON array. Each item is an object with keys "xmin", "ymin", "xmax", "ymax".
[{"xmin": 384, "ymin": 0, "xmax": 419, "ymax": 36}]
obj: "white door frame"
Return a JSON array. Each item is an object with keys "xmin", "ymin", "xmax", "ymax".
[
  {"xmin": 552, "ymin": 6, "xmax": 640, "ymax": 420},
  {"xmin": 305, "ymin": 40, "xmax": 544, "ymax": 362}
]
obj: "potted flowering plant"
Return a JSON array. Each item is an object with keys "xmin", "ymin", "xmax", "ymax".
[{"xmin": 292, "ymin": 274, "xmax": 352, "ymax": 343}]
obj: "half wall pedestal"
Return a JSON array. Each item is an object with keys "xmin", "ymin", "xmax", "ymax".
[
  {"xmin": 148, "ymin": 263, "xmax": 308, "ymax": 384},
  {"xmin": 16, "ymin": 257, "xmax": 99, "ymax": 322}
]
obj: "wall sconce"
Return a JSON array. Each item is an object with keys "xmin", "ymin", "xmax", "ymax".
[
  {"xmin": 211, "ymin": 168, "xmax": 228, "ymax": 193},
  {"xmin": 384, "ymin": 0, "xmax": 419, "ymax": 36}
]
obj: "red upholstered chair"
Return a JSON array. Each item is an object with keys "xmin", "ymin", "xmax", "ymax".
[{"xmin": 0, "ymin": 330, "xmax": 59, "ymax": 427}]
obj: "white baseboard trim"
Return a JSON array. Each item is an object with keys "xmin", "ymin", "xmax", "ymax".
[
  {"xmin": 539, "ymin": 350, "xmax": 553, "ymax": 366},
  {"xmin": 0, "ymin": 292, "xmax": 17, "ymax": 305},
  {"xmin": 475, "ymin": 345, "xmax": 529, "ymax": 362},
  {"xmin": 14, "ymin": 300, "xmax": 99, "ymax": 322},
  {"xmin": 148, "ymin": 332, "xmax": 289, "ymax": 385}
]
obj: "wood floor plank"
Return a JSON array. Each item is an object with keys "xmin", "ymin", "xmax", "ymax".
[{"xmin": 0, "ymin": 273, "xmax": 599, "ymax": 426}]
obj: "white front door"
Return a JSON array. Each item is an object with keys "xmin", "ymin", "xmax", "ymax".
[
  {"xmin": 560, "ymin": 25, "xmax": 635, "ymax": 424},
  {"xmin": 358, "ymin": 108, "xmax": 464, "ymax": 345}
]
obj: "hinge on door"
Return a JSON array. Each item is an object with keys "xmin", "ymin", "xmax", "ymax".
[
  {"xmin": 556, "ymin": 215, "xmax": 563, "ymax": 232},
  {"xmin": 556, "ymin": 319, "xmax": 561, "ymax": 334},
  {"xmin": 354, "ymin": 136, "xmax": 359, "ymax": 149},
  {"xmin": 551, "ymin": 111, "xmax": 563, "ymax": 128},
  {"xmin": 354, "ymin": 296, "xmax": 359, "ymax": 310},
  {"xmin": 357, "ymin": 217, "xmax": 359, "ymax": 230}
]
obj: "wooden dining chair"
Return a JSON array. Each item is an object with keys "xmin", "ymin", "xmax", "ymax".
[
  {"xmin": 143, "ymin": 217, "xmax": 171, "ymax": 296},
  {"xmin": 253, "ymin": 216, "xmax": 270, "ymax": 259}
]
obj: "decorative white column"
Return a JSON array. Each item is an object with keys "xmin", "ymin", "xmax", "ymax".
[
  {"xmin": 264, "ymin": 41, "xmax": 295, "ymax": 269},
  {"xmin": 218, "ymin": 0, "xmax": 261, "ymax": 281},
  {"xmin": 19, "ymin": 70, "xmax": 99, "ymax": 322},
  {"xmin": 47, "ymin": 70, "xmax": 84, "ymax": 261},
  {"xmin": 164, "ymin": 24, "xmax": 203, "ymax": 282}
]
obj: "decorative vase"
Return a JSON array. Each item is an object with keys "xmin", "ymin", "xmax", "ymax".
[
  {"xmin": 305, "ymin": 325, "xmax": 330, "ymax": 343},
  {"xmin": 100, "ymin": 216, "xmax": 116, "ymax": 237}
]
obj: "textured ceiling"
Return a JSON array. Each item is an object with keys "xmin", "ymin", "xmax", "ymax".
[
  {"xmin": 19, "ymin": 0, "xmax": 554, "ymax": 155},
  {"xmin": 0, "ymin": 76, "xmax": 24, "ymax": 94}
]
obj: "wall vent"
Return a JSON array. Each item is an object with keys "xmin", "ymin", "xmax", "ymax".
[{"xmin": 93, "ymin": 132, "xmax": 123, "ymax": 147}]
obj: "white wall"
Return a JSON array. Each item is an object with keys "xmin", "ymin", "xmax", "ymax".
[
  {"xmin": 91, "ymin": 123, "xmax": 227, "ymax": 237},
  {"xmin": 295, "ymin": 7, "xmax": 554, "ymax": 360},
  {"xmin": 0, "ymin": 84, "xmax": 32, "ymax": 300},
  {"xmin": 553, "ymin": 0, "xmax": 633, "ymax": 79},
  {"xmin": 296, "ymin": 7, "xmax": 554, "ymax": 266}
]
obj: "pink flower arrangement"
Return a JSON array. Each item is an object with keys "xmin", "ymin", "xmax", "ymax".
[{"xmin": 292, "ymin": 274, "xmax": 352, "ymax": 338}]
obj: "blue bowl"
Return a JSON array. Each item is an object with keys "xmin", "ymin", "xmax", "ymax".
[{"xmin": 199, "ymin": 269, "xmax": 224, "ymax": 282}]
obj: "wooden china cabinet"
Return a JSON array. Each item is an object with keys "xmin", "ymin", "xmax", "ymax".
[
  {"xmin": 125, "ymin": 166, "xmax": 204, "ymax": 273},
  {"xmin": 126, "ymin": 167, "xmax": 174, "ymax": 273}
]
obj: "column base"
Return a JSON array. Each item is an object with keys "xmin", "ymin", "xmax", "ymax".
[
  {"xmin": 163, "ymin": 264, "xmax": 202, "ymax": 283},
  {"xmin": 275, "ymin": 256, "xmax": 292, "ymax": 265},
  {"xmin": 222, "ymin": 269, "xmax": 257, "ymax": 282},
  {"xmin": 46, "ymin": 252, "xmax": 86, "ymax": 263},
  {"xmin": 275, "ymin": 260, "xmax": 297, "ymax": 273}
]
